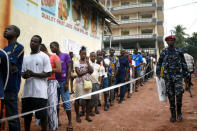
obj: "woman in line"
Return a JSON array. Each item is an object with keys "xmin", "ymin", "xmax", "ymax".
[
  {"xmin": 74, "ymin": 46, "xmax": 93, "ymax": 122},
  {"xmin": 40, "ymin": 44, "xmax": 61, "ymax": 131}
]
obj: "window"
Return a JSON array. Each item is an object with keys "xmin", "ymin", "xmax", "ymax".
[
  {"xmin": 141, "ymin": 29, "xmax": 153, "ymax": 34},
  {"xmin": 140, "ymin": 0, "xmax": 152, "ymax": 3},
  {"xmin": 121, "ymin": 15, "xmax": 129, "ymax": 20},
  {"xmin": 121, "ymin": 1, "xmax": 130, "ymax": 5},
  {"xmin": 121, "ymin": 30, "xmax": 129, "ymax": 35},
  {"xmin": 140, "ymin": 13, "xmax": 152, "ymax": 18}
]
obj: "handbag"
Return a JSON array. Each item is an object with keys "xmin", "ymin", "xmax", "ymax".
[
  {"xmin": 83, "ymin": 79, "xmax": 92, "ymax": 90},
  {"xmin": 71, "ymin": 71, "xmax": 77, "ymax": 78}
]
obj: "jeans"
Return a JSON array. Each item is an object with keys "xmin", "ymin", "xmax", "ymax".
[
  {"xmin": 103, "ymin": 77, "xmax": 109, "ymax": 95},
  {"xmin": 108, "ymin": 76, "xmax": 115, "ymax": 103},
  {"xmin": 116, "ymin": 76, "xmax": 126, "ymax": 101},
  {"xmin": 57, "ymin": 81, "xmax": 71, "ymax": 111},
  {"xmin": 4, "ymin": 92, "xmax": 20, "ymax": 131}
]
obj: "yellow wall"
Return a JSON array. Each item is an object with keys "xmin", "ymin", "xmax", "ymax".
[
  {"xmin": 3, "ymin": 0, "xmax": 103, "ymax": 98},
  {"xmin": 112, "ymin": 1, "xmax": 120, "ymax": 7},
  {"xmin": 10, "ymin": 6, "xmax": 101, "ymax": 55},
  {"xmin": 129, "ymin": 27, "xmax": 138, "ymax": 34},
  {"xmin": 0, "ymin": 0, "xmax": 11, "ymax": 48},
  {"xmin": 112, "ymin": 28, "xmax": 120, "ymax": 36}
]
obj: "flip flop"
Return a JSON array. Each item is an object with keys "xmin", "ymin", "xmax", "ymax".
[{"xmin": 67, "ymin": 125, "xmax": 73, "ymax": 131}]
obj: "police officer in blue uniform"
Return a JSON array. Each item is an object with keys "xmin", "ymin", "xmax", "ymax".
[
  {"xmin": 3, "ymin": 25, "xmax": 24, "ymax": 131},
  {"xmin": 156, "ymin": 35, "xmax": 190, "ymax": 123}
]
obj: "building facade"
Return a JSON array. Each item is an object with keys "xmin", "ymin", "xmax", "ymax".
[
  {"xmin": 0, "ymin": 0, "xmax": 114, "ymax": 56},
  {"xmin": 0, "ymin": 0, "xmax": 115, "ymax": 98},
  {"xmin": 101, "ymin": 0, "xmax": 164, "ymax": 55}
]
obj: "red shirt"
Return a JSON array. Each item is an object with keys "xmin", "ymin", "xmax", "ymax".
[
  {"xmin": 48, "ymin": 55, "xmax": 60, "ymax": 80},
  {"xmin": 128, "ymin": 57, "xmax": 132, "ymax": 73}
]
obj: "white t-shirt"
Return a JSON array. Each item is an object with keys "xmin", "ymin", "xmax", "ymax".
[
  {"xmin": 143, "ymin": 58, "xmax": 147, "ymax": 64},
  {"xmin": 130, "ymin": 60, "xmax": 136, "ymax": 77},
  {"xmin": 90, "ymin": 60, "xmax": 104, "ymax": 84},
  {"xmin": 22, "ymin": 52, "xmax": 52, "ymax": 99},
  {"xmin": 103, "ymin": 58, "xmax": 109, "ymax": 78}
]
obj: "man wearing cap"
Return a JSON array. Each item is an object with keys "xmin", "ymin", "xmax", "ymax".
[{"xmin": 156, "ymin": 35, "xmax": 190, "ymax": 123}]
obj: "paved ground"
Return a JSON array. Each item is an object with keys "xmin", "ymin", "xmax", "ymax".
[{"xmin": 8, "ymin": 77, "xmax": 197, "ymax": 131}]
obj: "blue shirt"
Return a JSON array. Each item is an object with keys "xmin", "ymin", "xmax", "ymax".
[
  {"xmin": 0, "ymin": 49, "xmax": 10, "ymax": 98},
  {"xmin": 132, "ymin": 54, "xmax": 143, "ymax": 70},
  {"xmin": 4, "ymin": 42, "xmax": 24, "ymax": 93},
  {"xmin": 117, "ymin": 56, "xmax": 129, "ymax": 78}
]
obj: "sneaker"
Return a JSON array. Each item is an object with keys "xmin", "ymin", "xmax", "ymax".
[
  {"xmin": 104, "ymin": 106, "xmax": 108, "ymax": 111},
  {"xmin": 95, "ymin": 110, "xmax": 100, "ymax": 114},
  {"xmin": 127, "ymin": 94, "xmax": 131, "ymax": 98},
  {"xmin": 118, "ymin": 100, "xmax": 122, "ymax": 104},
  {"xmin": 90, "ymin": 112, "xmax": 95, "ymax": 116}
]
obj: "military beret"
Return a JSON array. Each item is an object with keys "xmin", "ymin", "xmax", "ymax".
[{"xmin": 165, "ymin": 35, "xmax": 176, "ymax": 41}]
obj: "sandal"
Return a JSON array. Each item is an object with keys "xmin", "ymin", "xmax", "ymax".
[
  {"xmin": 67, "ymin": 125, "xmax": 73, "ymax": 131},
  {"xmin": 86, "ymin": 118, "xmax": 92, "ymax": 122},
  {"xmin": 79, "ymin": 111, "xmax": 85, "ymax": 117},
  {"xmin": 76, "ymin": 116, "xmax": 81, "ymax": 123},
  {"xmin": 90, "ymin": 112, "xmax": 95, "ymax": 116}
]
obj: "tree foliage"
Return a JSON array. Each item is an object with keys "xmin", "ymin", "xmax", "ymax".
[
  {"xmin": 186, "ymin": 32, "xmax": 197, "ymax": 59},
  {"xmin": 171, "ymin": 25, "xmax": 188, "ymax": 48},
  {"xmin": 170, "ymin": 25, "xmax": 197, "ymax": 64}
]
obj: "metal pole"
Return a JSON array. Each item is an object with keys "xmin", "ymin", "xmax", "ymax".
[
  {"xmin": 110, "ymin": 35, "xmax": 112, "ymax": 48},
  {"xmin": 109, "ymin": 0, "xmax": 111, "ymax": 11},
  {"xmin": 105, "ymin": 0, "xmax": 108, "ymax": 10}
]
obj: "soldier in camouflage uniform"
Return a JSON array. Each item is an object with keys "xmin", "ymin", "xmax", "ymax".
[{"xmin": 156, "ymin": 35, "xmax": 190, "ymax": 123}]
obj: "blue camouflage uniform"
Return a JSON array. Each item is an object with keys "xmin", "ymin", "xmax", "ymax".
[
  {"xmin": 3, "ymin": 42, "xmax": 24, "ymax": 131},
  {"xmin": 156, "ymin": 47, "xmax": 190, "ymax": 122},
  {"xmin": 156, "ymin": 47, "xmax": 189, "ymax": 96}
]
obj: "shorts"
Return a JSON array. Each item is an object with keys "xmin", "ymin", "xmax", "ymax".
[
  {"xmin": 22, "ymin": 97, "xmax": 47, "ymax": 119},
  {"xmin": 140, "ymin": 70, "xmax": 145, "ymax": 77},
  {"xmin": 57, "ymin": 81, "xmax": 71, "ymax": 110},
  {"xmin": 135, "ymin": 70, "xmax": 141, "ymax": 78}
]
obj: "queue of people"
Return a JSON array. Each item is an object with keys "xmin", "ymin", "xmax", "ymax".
[{"xmin": 0, "ymin": 25, "xmax": 175, "ymax": 131}]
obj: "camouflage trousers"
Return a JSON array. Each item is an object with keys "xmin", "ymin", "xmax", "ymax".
[
  {"xmin": 165, "ymin": 78, "xmax": 184, "ymax": 113},
  {"xmin": 165, "ymin": 78, "xmax": 184, "ymax": 97}
]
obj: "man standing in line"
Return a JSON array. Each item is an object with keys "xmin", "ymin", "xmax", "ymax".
[
  {"xmin": 21, "ymin": 35, "xmax": 52, "ymax": 131},
  {"xmin": 156, "ymin": 35, "xmax": 190, "ymax": 122},
  {"xmin": 101, "ymin": 49, "xmax": 110, "ymax": 109},
  {"xmin": 0, "ymin": 49, "xmax": 9, "ymax": 130},
  {"xmin": 132, "ymin": 48, "xmax": 143, "ymax": 92},
  {"xmin": 116, "ymin": 49, "xmax": 129, "ymax": 104},
  {"xmin": 3, "ymin": 25, "xmax": 24, "ymax": 131},
  {"xmin": 89, "ymin": 52, "xmax": 103, "ymax": 113},
  {"xmin": 107, "ymin": 48, "xmax": 120, "ymax": 106},
  {"xmin": 50, "ymin": 42, "xmax": 72, "ymax": 129}
]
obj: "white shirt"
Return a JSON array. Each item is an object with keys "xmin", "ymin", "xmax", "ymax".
[
  {"xmin": 90, "ymin": 60, "xmax": 104, "ymax": 84},
  {"xmin": 130, "ymin": 60, "xmax": 136, "ymax": 77},
  {"xmin": 103, "ymin": 58, "xmax": 109, "ymax": 78},
  {"xmin": 143, "ymin": 58, "xmax": 147, "ymax": 64},
  {"xmin": 22, "ymin": 52, "xmax": 52, "ymax": 99},
  {"xmin": 132, "ymin": 60, "xmax": 136, "ymax": 67}
]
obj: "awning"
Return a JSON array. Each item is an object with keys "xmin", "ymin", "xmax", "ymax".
[{"xmin": 84, "ymin": 0, "xmax": 118, "ymax": 25}]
